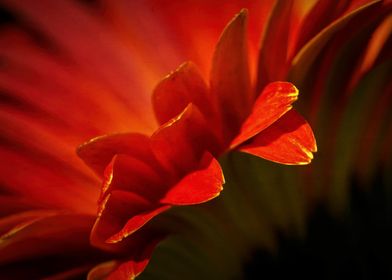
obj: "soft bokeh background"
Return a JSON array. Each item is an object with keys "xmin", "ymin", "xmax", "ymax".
[{"xmin": 0, "ymin": 0, "xmax": 391, "ymax": 279}]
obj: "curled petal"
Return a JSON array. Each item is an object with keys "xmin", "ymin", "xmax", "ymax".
[
  {"xmin": 106, "ymin": 239, "xmax": 161, "ymax": 280},
  {"xmin": 105, "ymin": 206, "xmax": 170, "ymax": 244},
  {"xmin": 231, "ymin": 81, "xmax": 299, "ymax": 148},
  {"xmin": 160, "ymin": 152, "xmax": 224, "ymax": 205},
  {"xmin": 151, "ymin": 103, "xmax": 220, "ymax": 174},
  {"xmin": 88, "ymin": 261, "xmax": 118, "ymax": 280},
  {"xmin": 77, "ymin": 133, "xmax": 156, "ymax": 176},
  {"xmin": 238, "ymin": 110, "xmax": 317, "ymax": 165},
  {"xmin": 90, "ymin": 190, "xmax": 151, "ymax": 250},
  {"xmin": 152, "ymin": 61, "xmax": 212, "ymax": 125},
  {"xmin": 100, "ymin": 154, "xmax": 166, "ymax": 202},
  {"xmin": 88, "ymin": 239, "xmax": 160, "ymax": 280}
]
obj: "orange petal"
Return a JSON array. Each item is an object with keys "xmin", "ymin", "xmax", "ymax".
[
  {"xmin": 210, "ymin": 9, "xmax": 252, "ymax": 139},
  {"xmin": 151, "ymin": 103, "xmax": 220, "ymax": 175},
  {"xmin": 231, "ymin": 81, "xmax": 299, "ymax": 148},
  {"xmin": 77, "ymin": 133, "xmax": 156, "ymax": 177},
  {"xmin": 160, "ymin": 152, "xmax": 224, "ymax": 205},
  {"xmin": 152, "ymin": 61, "xmax": 212, "ymax": 125},
  {"xmin": 238, "ymin": 110, "xmax": 317, "ymax": 165}
]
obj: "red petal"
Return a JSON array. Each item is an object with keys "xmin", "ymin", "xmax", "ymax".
[
  {"xmin": 257, "ymin": 0, "xmax": 294, "ymax": 90},
  {"xmin": 231, "ymin": 81, "xmax": 299, "ymax": 148},
  {"xmin": 0, "ymin": 196, "xmax": 50, "ymax": 218},
  {"xmin": 77, "ymin": 133, "xmax": 156, "ymax": 177},
  {"xmin": 0, "ymin": 212, "xmax": 95, "ymax": 263},
  {"xmin": 0, "ymin": 210, "xmax": 59, "ymax": 239},
  {"xmin": 37, "ymin": 265, "xmax": 92, "ymax": 280},
  {"xmin": 152, "ymin": 61, "xmax": 212, "ymax": 125},
  {"xmin": 88, "ymin": 239, "xmax": 161, "ymax": 280},
  {"xmin": 238, "ymin": 110, "xmax": 317, "ymax": 165},
  {"xmin": 151, "ymin": 103, "xmax": 220, "ymax": 175},
  {"xmin": 294, "ymin": 0, "xmax": 345, "ymax": 54},
  {"xmin": 100, "ymin": 154, "xmax": 166, "ymax": 202},
  {"xmin": 210, "ymin": 9, "xmax": 252, "ymax": 139},
  {"xmin": 106, "ymin": 261, "xmax": 145, "ymax": 280},
  {"xmin": 289, "ymin": 0, "xmax": 382, "ymax": 83},
  {"xmin": 106, "ymin": 239, "xmax": 160, "ymax": 280},
  {"xmin": 90, "ymin": 190, "xmax": 151, "ymax": 250},
  {"xmin": 160, "ymin": 152, "xmax": 224, "ymax": 205},
  {"xmin": 105, "ymin": 205, "xmax": 170, "ymax": 244},
  {"xmin": 87, "ymin": 261, "xmax": 118, "ymax": 280},
  {"xmin": 1, "ymin": 0, "xmax": 157, "ymax": 131}
]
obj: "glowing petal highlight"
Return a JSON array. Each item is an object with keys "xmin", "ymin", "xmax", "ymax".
[
  {"xmin": 106, "ymin": 240, "xmax": 160, "ymax": 280},
  {"xmin": 152, "ymin": 61, "xmax": 212, "ymax": 125},
  {"xmin": 239, "ymin": 110, "xmax": 317, "ymax": 165},
  {"xmin": 151, "ymin": 104, "xmax": 219, "ymax": 174},
  {"xmin": 77, "ymin": 133, "xmax": 155, "ymax": 176},
  {"xmin": 231, "ymin": 82, "xmax": 299, "ymax": 148},
  {"xmin": 101, "ymin": 154, "xmax": 165, "ymax": 202},
  {"xmin": 160, "ymin": 152, "xmax": 224, "ymax": 205}
]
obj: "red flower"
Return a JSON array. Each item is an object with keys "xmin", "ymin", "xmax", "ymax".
[
  {"xmin": 2, "ymin": 0, "xmax": 388, "ymax": 279},
  {"xmin": 77, "ymin": 9, "xmax": 316, "ymax": 278}
]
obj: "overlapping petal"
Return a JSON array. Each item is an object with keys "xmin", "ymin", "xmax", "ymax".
[
  {"xmin": 88, "ymin": 234, "xmax": 162, "ymax": 279},
  {"xmin": 10, "ymin": 0, "xmax": 390, "ymax": 278},
  {"xmin": 231, "ymin": 81, "xmax": 299, "ymax": 148},
  {"xmin": 77, "ymin": 105, "xmax": 225, "ymax": 275},
  {"xmin": 160, "ymin": 152, "xmax": 224, "ymax": 205},
  {"xmin": 83, "ymin": 11, "xmax": 317, "ymax": 270},
  {"xmin": 149, "ymin": 8, "xmax": 317, "ymax": 171},
  {"xmin": 239, "ymin": 110, "xmax": 317, "ymax": 165},
  {"xmin": 77, "ymin": 133, "xmax": 158, "ymax": 177},
  {"xmin": 100, "ymin": 154, "xmax": 165, "ymax": 202},
  {"xmin": 210, "ymin": 9, "xmax": 252, "ymax": 140},
  {"xmin": 0, "ymin": 211, "xmax": 98, "ymax": 268},
  {"xmin": 152, "ymin": 61, "xmax": 213, "ymax": 125},
  {"xmin": 151, "ymin": 103, "xmax": 221, "ymax": 173},
  {"xmin": 90, "ymin": 190, "xmax": 164, "ymax": 248},
  {"xmin": 257, "ymin": 0, "xmax": 295, "ymax": 90}
]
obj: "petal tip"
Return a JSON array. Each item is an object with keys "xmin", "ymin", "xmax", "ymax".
[
  {"xmin": 161, "ymin": 61, "xmax": 194, "ymax": 81},
  {"xmin": 225, "ymin": 8, "xmax": 248, "ymax": 30},
  {"xmin": 239, "ymin": 8, "xmax": 249, "ymax": 17},
  {"xmin": 312, "ymin": 141, "xmax": 318, "ymax": 153}
]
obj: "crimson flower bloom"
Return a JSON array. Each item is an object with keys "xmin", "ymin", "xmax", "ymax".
[
  {"xmin": 76, "ymin": 8, "xmax": 316, "ymax": 278},
  {"xmin": 0, "ymin": 0, "xmax": 389, "ymax": 279}
]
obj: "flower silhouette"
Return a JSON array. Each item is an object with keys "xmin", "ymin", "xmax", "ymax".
[{"xmin": 76, "ymin": 8, "xmax": 316, "ymax": 277}]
